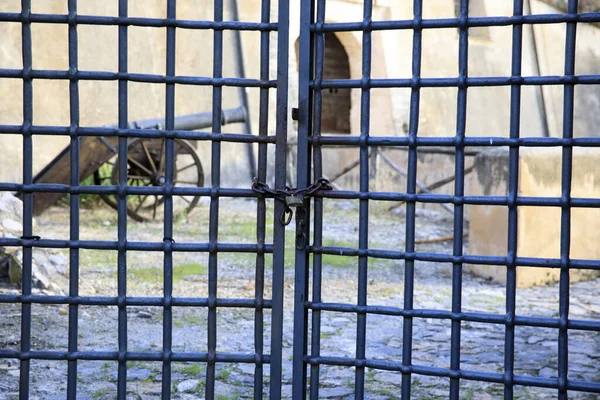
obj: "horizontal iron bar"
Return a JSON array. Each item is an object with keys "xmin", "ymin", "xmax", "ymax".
[
  {"xmin": 303, "ymin": 356, "xmax": 600, "ymax": 393},
  {"xmin": 0, "ymin": 68, "xmax": 276, "ymax": 88},
  {"xmin": 312, "ymin": 75, "xmax": 600, "ymax": 89},
  {"xmin": 0, "ymin": 12, "xmax": 278, "ymax": 31},
  {"xmin": 3, "ymin": 185, "xmax": 600, "ymax": 208},
  {"xmin": 4, "ymin": 184, "xmax": 600, "ymax": 208},
  {"xmin": 0, "ymin": 185, "xmax": 260, "ymax": 197},
  {"xmin": 0, "ymin": 124, "xmax": 276, "ymax": 143},
  {"xmin": 0, "ymin": 238, "xmax": 273, "ymax": 253},
  {"xmin": 0, "ymin": 350, "xmax": 271, "ymax": 364},
  {"xmin": 309, "ymin": 245, "xmax": 600, "ymax": 270},
  {"xmin": 312, "ymin": 12, "xmax": 600, "ymax": 32},
  {"xmin": 0, "ymin": 295, "xmax": 272, "ymax": 308},
  {"xmin": 307, "ymin": 190, "xmax": 600, "ymax": 208},
  {"xmin": 306, "ymin": 302, "xmax": 600, "ymax": 331},
  {"xmin": 311, "ymin": 135, "xmax": 600, "ymax": 147}
]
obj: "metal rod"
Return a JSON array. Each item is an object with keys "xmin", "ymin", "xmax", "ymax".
[
  {"xmin": 206, "ymin": 0, "xmax": 225, "ymax": 396},
  {"xmin": 355, "ymin": 1, "xmax": 373, "ymax": 398},
  {"xmin": 271, "ymin": 0, "xmax": 290, "ymax": 397},
  {"xmin": 122, "ymin": 107, "xmax": 247, "ymax": 131},
  {"xmin": 504, "ymin": 1, "xmax": 525, "ymax": 398},
  {"xmin": 161, "ymin": 0, "xmax": 177, "ymax": 398},
  {"xmin": 525, "ymin": 0, "xmax": 551, "ymax": 138},
  {"xmin": 401, "ymin": 2, "xmax": 422, "ymax": 396},
  {"xmin": 293, "ymin": 0, "xmax": 315, "ymax": 397},
  {"xmin": 116, "ymin": 0, "xmax": 129, "ymax": 398},
  {"xmin": 449, "ymin": 0, "xmax": 469, "ymax": 396},
  {"xmin": 558, "ymin": 1, "xmax": 578, "ymax": 398},
  {"xmin": 387, "ymin": 165, "xmax": 474, "ymax": 211},
  {"xmin": 328, "ymin": 150, "xmax": 376, "ymax": 184},
  {"xmin": 309, "ymin": 0, "xmax": 326, "ymax": 398},
  {"xmin": 228, "ymin": 0, "xmax": 257, "ymax": 180},
  {"xmin": 253, "ymin": 0, "xmax": 271, "ymax": 396},
  {"xmin": 19, "ymin": 0, "xmax": 34, "ymax": 397},
  {"xmin": 66, "ymin": 0, "xmax": 80, "ymax": 398},
  {"xmin": 378, "ymin": 150, "xmax": 455, "ymax": 216}
]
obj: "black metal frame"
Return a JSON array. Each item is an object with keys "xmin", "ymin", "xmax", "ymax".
[
  {"xmin": 2, "ymin": 0, "xmax": 600, "ymax": 399},
  {"xmin": 293, "ymin": 0, "xmax": 600, "ymax": 399},
  {"xmin": 0, "ymin": 0, "xmax": 289, "ymax": 398}
]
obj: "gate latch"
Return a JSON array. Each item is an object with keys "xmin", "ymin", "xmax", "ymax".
[{"xmin": 251, "ymin": 177, "xmax": 333, "ymax": 236}]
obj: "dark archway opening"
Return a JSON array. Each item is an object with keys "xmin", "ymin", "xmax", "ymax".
[{"xmin": 321, "ymin": 33, "xmax": 351, "ymax": 133}]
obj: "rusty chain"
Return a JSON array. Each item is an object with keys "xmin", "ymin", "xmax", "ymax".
[{"xmin": 251, "ymin": 177, "xmax": 333, "ymax": 249}]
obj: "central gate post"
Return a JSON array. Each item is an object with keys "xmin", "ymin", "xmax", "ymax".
[
  {"xmin": 292, "ymin": 0, "xmax": 315, "ymax": 398},
  {"xmin": 271, "ymin": 0, "xmax": 291, "ymax": 399}
]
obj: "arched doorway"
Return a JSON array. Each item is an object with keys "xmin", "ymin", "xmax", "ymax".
[{"xmin": 321, "ymin": 32, "xmax": 351, "ymax": 133}]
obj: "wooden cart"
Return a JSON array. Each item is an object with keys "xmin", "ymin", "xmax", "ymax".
[{"xmin": 30, "ymin": 107, "xmax": 246, "ymax": 221}]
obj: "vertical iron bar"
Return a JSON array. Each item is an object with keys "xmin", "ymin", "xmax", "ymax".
[
  {"xmin": 256, "ymin": 3, "xmax": 271, "ymax": 398},
  {"xmin": 355, "ymin": 1, "xmax": 372, "ymax": 399},
  {"xmin": 19, "ymin": 0, "xmax": 33, "ymax": 398},
  {"xmin": 504, "ymin": 1, "xmax": 524, "ymax": 399},
  {"xmin": 309, "ymin": 0, "xmax": 325, "ymax": 398},
  {"xmin": 206, "ymin": 0, "xmax": 224, "ymax": 397},
  {"xmin": 270, "ymin": 0, "xmax": 289, "ymax": 397},
  {"xmin": 449, "ymin": 0, "xmax": 469, "ymax": 398},
  {"xmin": 66, "ymin": 0, "xmax": 80, "ymax": 398},
  {"xmin": 524, "ymin": 0, "xmax": 551, "ymax": 138},
  {"xmin": 117, "ymin": 0, "xmax": 129, "ymax": 398},
  {"xmin": 401, "ymin": 1, "xmax": 423, "ymax": 398},
  {"xmin": 162, "ymin": 0, "xmax": 177, "ymax": 398},
  {"xmin": 227, "ymin": 0, "xmax": 257, "ymax": 180},
  {"xmin": 293, "ymin": 0, "xmax": 315, "ymax": 397},
  {"xmin": 253, "ymin": 0, "xmax": 271, "ymax": 396},
  {"xmin": 558, "ymin": 1, "xmax": 577, "ymax": 398}
]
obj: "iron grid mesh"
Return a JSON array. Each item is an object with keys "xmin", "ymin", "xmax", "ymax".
[
  {"xmin": 0, "ymin": 0, "xmax": 289, "ymax": 399},
  {"xmin": 293, "ymin": 0, "xmax": 600, "ymax": 400},
  {"xmin": 1, "ymin": 0, "xmax": 600, "ymax": 399}
]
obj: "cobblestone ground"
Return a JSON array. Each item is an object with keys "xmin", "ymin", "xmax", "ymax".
[{"xmin": 0, "ymin": 199, "xmax": 598, "ymax": 399}]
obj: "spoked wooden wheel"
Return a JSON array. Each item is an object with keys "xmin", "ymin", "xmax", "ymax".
[{"xmin": 94, "ymin": 138, "xmax": 204, "ymax": 222}]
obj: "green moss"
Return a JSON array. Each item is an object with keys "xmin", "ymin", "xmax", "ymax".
[
  {"xmin": 366, "ymin": 368, "xmax": 376, "ymax": 381},
  {"xmin": 173, "ymin": 311, "xmax": 206, "ymax": 327},
  {"xmin": 321, "ymin": 254, "xmax": 353, "ymax": 268},
  {"xmin": 91, "ymin": 389, "xmax": 107, "ymax": 399},
  {"xmin": 463, "ymin": 387, "xmax": 475, "ymax": 400},
  {"xmin": 217, "ymin": 366, "xmax": 232, "ymax": 381},
  {"xmin": 216, "ymin": 391, "xmax": 239, "ymax": 400},
  {"xmin": 179, "ymin": 363, "xmax": 205, "ymax": 376},
  {"xmin": 194, "ymin": 380, "xmax": 206, "ymax": 394},
  {"xmin": 126, "ymin": 262, "xmax": 207, "ymax": 284},
  {"xmin": 82, "ymin": 250, "xmax": 118, "ymax": 268}
]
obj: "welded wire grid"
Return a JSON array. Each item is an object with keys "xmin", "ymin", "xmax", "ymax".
[
  {"xmin": 0, "ymin": 0, "xmax": 289, "ymax": 399},
  {"xmin": 294, "ymin": 0, "xmax": 600, "ymax": 399}
]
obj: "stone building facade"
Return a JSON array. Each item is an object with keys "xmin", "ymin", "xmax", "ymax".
[{"xmin": 0, "ymin": 0, "xmax": 599, "ymax": 190}]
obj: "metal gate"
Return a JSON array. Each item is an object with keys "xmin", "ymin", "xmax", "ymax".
[
  {"xmin": 1, "ymin": 0, "xmax": 600, "ymax": 399},
  {"xmin": 292, "ymin": 0, "xmax": 600, "ymax": 399}
]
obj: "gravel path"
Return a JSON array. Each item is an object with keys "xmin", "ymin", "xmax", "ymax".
[{"xmin": 0, "ymin": 199, "xmax": 598, "ymax": 399}]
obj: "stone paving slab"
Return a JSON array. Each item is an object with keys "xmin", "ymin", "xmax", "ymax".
[{"xmin": 0, "ymin": 199, "xmax": 598, "ymax": 399}]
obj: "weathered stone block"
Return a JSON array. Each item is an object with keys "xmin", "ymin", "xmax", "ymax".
[
  {"xmin": 468, "ymin": 147, "xmax": 600, "ymax": 287},
  {"xmin": 0, "ymin": 193, "xmax": 68, "ymax": 293}
]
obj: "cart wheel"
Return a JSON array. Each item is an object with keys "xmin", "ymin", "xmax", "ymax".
[
  {"xmin": 95, "ymin": 138, "xmax": 204, "ymax": 222},
  {"xmin": 94, "ymin": 158, "xmax": 119, "ymax": 211}
]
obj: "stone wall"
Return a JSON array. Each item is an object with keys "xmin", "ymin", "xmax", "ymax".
[
  {"xmin": 468, "ymin": 147, "xmax": 600, "ymax": 287},
  {"xmin": 1, "ymin": 0, "xmax": 599, "ymax": 197},
  {"xmin": 0, "ymin": 0, "xmax": 278, "ymax": 188}
]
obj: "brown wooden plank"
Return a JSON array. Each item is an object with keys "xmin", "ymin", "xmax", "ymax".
[{"xmin": 31, "ymin": 137, "xmax": 118, "ymax": 215}]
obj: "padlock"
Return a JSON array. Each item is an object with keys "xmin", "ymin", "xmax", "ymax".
[{"xmin": 286, "ymin": 194, "xmax": 304, "ymax": 208}]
